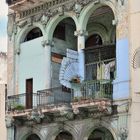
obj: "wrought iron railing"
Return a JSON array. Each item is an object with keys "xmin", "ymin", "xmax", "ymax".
[
  {"xmin": 71, "ymin": 80, "xmax": 113, "ymax": 101},
  {"xmin": 7, "ymin": 81, "xmax": 112, "ymax": 112},
  {"xmin": 7, "ymin": 87, "xmax": 72, "ymax": 111},
  {"xmin": 7, "ymin": 93, "xmax": 38, "ymax": 111},
  {"xmin": 37, "ymin": 87, "xmax": 72, "ymax": 107}
]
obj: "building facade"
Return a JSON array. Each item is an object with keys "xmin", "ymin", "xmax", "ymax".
[
  {"xmin": 0, "ymin": 52, "xmax": 7, "ymax": 140},
  {"xmin": 5, "ymin": 0, "xmax": 140, "ymax": 140}
]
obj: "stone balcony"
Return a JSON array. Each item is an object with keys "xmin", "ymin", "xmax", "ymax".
[{"xmin": 6, "ymin": 80, "xmax": 113, "ymax": 122}]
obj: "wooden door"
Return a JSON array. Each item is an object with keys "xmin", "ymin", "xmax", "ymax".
[{"xmin": 26, "ymin": 79, "xmax": 33, "ymax": 109}]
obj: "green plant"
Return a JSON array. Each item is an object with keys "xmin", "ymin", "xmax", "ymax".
[
  {"xmin": 73, "ymin": 97, "xmax": 79, "ymax": 102},
  {"xmin": 13, "ymin": 104, "xmax": 25, "ymax": 110}
]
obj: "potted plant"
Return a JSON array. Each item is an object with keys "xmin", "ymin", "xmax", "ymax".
[
  {"xmin": 13, "ymin": 104, "xmax": 25, "ymax": 111},
  {"xmin": 70, "ymin": 76, "xmax": 81, "ymax": 83}
]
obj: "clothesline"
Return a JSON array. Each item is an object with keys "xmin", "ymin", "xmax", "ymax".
[{"xmin": 85, "ymin": 58, "xmax": 115, "ymax": 66}]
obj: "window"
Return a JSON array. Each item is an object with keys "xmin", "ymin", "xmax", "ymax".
[
  {"xmin": 86, "ymin": 34, "xmax": 102, "ymax": 48},
  {"xmin": 53, "ymin": 24, "xmax": 66, "ymax": 40},
  {"xmin": 24, "ymin": 27, "xmax": 43, "ymax": 42}
]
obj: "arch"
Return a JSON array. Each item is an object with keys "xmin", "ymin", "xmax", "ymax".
[
  {"xmin": 18, "ymin": 127, "xmax": 45, "ymax": 140},
  {"xmin": 79, "ymin": 1, "xmax": 117, "ymax": 31},
  {"xmin": 26, "ymin": 134, "xmax": 41, "ymax": 140},
  {"xmin": 23, "ymin": 27, "xmax": 43, "ymax": 42},
  {"xmin": 82, "ymin": 121, "xmax": 118, "ymax": 140},
  {"xmin": 46, "ymin": 123, "xmax": 78, "ymax": 140},
  {"xmin": 87, "ymin": 23, "xmax": 109, "ymax": 43},
  {"xmin": 15, "ymin": 22, "xmax": 45, "ymax": 50},
  {"xmin": 88, "ymin": 127, "xmax": 114, "ymax": 140},
  {"xmin": 46, "ymin": 13, "xmax": 78, "ymax": 41},
  {"xmin": 55, "ymin": 131, "xmax": 73, "ymax": 140}
]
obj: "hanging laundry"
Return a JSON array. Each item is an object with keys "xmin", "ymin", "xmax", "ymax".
[
  {"xmin": 104, "ymin": 60, "xmax": 116, "ymax": 80},
  {"xmin": 101, "ymin": 62, "xmax": 106, "ymax": 79},
  {"xmin": 104, "ymin": 63, "xmax": 110, "ymax": 80},
  {"xmin": 97, "ymin": 63, "xmax": 101, "ymax": 80}
]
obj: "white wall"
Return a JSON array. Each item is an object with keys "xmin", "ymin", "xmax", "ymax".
[{"xmin": 18, "ymin": 37, "xmax": 47, "ymax": 93}]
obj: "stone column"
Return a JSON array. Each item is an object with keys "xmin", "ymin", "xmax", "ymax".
[
  {"xmin": 42, "ymin": 40, "xmax": 53, "ymax": 88},
  {"xmin": 74, "ymin": 30, "xmax": 88, "ymax": 81},
  {"xmin": 5, "ymin": 115, "xmax": 14, "ymax": 140}
]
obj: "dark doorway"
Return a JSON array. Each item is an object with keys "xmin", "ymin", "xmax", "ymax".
[
  {"xmin": 86, "ymin": 34, "xmax": 102, "ymax": 48},
  {"xmin": 26, "ymin": 134, "xmax": 40, "ymax": 140},
  {"xmin": 88, "ymin": 127, "xmax": 114, "ymax": 140},
  {"xmin": 55, "ymin": 131, "xmax": 73, "ymax": 140},
  {"xmin": 26, "ymin": 78, "xmax": 33, "ymax": 109}
]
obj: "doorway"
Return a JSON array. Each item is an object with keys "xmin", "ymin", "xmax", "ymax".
[{"xmin": 26, "ymin": 78, "xmax": 33, "ymax": 109}]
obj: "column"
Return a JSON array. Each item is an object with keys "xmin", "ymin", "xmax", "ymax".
[
  {"xmin": 5, "ymin": 115, "xmax": 14, "ymax": 140},
  {"xmin": 42, "ymin": 40, "xmax": 52, "ymax": 88},
  {"xmin": 74, "ymin": 30, "xmax": 88, "ymax": 81}
]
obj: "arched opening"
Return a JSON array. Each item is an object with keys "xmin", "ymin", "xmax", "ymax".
[
  {"xmin": 52, "ymin": 17, "xmax": 77, "ymax": 88},
  {"xmin": 55, "ymin": 131, "xmax": 73, "ymax": 140},
  {"xmin": 84, "ymin": 6, "xmax": 116, "ymax": 99},
  {"xmin": 26, "ymin": 134, "xmax": 41, "ymax": 140},
  {"xmin": 24, "ymin": 27, "xmax": 43, "ymax": 42},
  {"xmin": 88, "ymin": 127, "xmax": 114, "ymax": 140}
]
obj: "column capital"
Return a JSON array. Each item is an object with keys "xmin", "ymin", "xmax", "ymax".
[
  {"xmin": 74, "ymin": 30, "xmax": 88, "ymax": 37},
  {"xmin": 41, "ymin": 39, "xmax": 54, "ymax": 47},
  {"xmin": 5, "ymin": 115, "xmax": 14, "ymax": 128}
]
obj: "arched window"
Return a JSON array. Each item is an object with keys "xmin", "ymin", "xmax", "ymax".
[
  {"xmin": 88, "ymin": 127, "xmax": 114, "ymax": 140},
  {"xmin": 24, "ymin": 27, "xmax": 43, "ymax": 42},
  {"xmin": 86, "ymin": 34, "xmax": 102, "ymax": 48},
  {"xmin": 26, "ymin": 134, "xmax": 40, "ymax": 140}
]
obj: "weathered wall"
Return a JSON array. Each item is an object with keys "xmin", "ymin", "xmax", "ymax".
[
  {"xmin": 129, "ymin": 0, "xmax": 140, "ymax": 139},
  {"xmin": 0, "ymin": 84, "xmax": 7, "ymax": 140},
  {"xmin": 113, "ymin": 0, "xmax": 130, "ymax": 99},
  {"xmin": 14, "ymin": 111, "xmax": 129, "ymax": 140},
  {"xmin": 0, "ymin": 53, "xmax": 7, "ymax": 140}
]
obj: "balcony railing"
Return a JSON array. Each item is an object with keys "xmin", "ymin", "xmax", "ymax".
[
  {"xmin": 7, "ymin": 93, "xmax": 38, "ymax": 111},
  {"xmin": 7, "ymin": 80, "xmax": 112, "ymax": 112},
  {"xmin": 7, "ymin": 87, "xmax": 72, "ymax": 112},
  {"xmin": 71, "ymin": 80, "xmax": 113, "ymax": 101},
  {"xmin": 37, "ymin": 87, "xmax": 72, "ymax": 107}
]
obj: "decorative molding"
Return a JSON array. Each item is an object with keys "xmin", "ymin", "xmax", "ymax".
[
  {"xmin": 132, "ymin": 47, "xmax": 140, "ymax": 69},
  {"xmin": 33, "ymin": 13, "xmax": 42, "ymax": 22},
  {"xmin": 117, "ymin": 103, "xmax": 129, "ymax": 114},
  {"xmin": 119, "ymin": 127, "xmax": 128, "ymax": 140},
  {"xmin": 41, "ymin": 40, "xmax": 54, "ymax": 47},
  {"xmin": 7, "ymin": 13, "xmax": 15, "ymax": 37},
  {"xmin": 41, "ymin": 14, "xmax": 49, "ymax": 26},
  {"xmin": 74, "ymin": 3, "xmax": 82, "ymax": 15},
  {"xmin": 15, "ymin": 48, "xmax": 21, "ymax": 55},
  {"xmin": 5, "ymin": 115, "xmax": 14, "ymax": 128},
  {"xmin": 112, "ymin": 19, "xmax": 118, "ymax": 26},
  {"xmin": 27, "ymin": 110, "xmax": 44, "ymax": 123},
  {"xmin": 116, "ymin": 0, "xmax": 125, "ymax": 6},
  {"xmin": 17, "ymin": 0, "xmax": 101, "ymax": 20},
  {"xmin": 17, "ymin": 20, "xmax": 27, "ymax": 28},
  {"xmin": 74, "ymin": 30, "xmax": 88, "ymax": 36}
]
